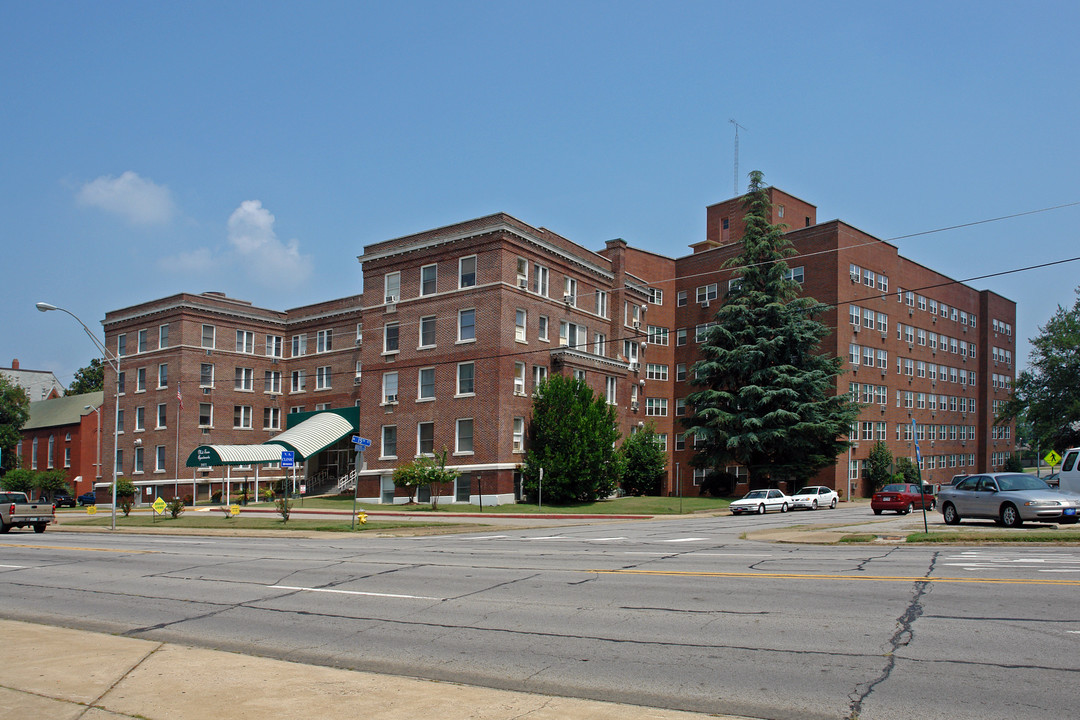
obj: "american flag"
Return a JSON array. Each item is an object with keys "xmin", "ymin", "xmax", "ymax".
[{"xmin": 177, "ymin": 383, "xmax": 184, "ymax": 410}]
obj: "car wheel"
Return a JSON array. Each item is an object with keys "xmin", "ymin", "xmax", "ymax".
[
  {"xmin": 758, "ymin": 504, "xmax": 766, "ymax": 515},
  {"xmin": 873, "ymin": 509, "xmax": 882, "ymax": 515},
  {"xmin": 830, "ymin": 498, "xmax": 837, "ymax": 509},
  {"xmin": 1000, "ymin": 503, "xmax": 1023, "ymax": 528},
  {"xmin": 942, "ymin": 503, "xmax": 960, "ymax": 525},
  {"xmin": 34, "ymin": 524, "xmax": 46, "ymax": 533},
  {"xmin": 812, "ymin": 500, "xmax": 818, "ymax": 510},
  {"xmin": 904, "ymin": 503, "xmax": 914, "ymax": 515},
  {"xmin": 781, "ymin": 503, "xmax": 788, "ymax": 513},
  {"xmin": 0, "ymin": 520, "xmax": 9, "ymax": 533}
]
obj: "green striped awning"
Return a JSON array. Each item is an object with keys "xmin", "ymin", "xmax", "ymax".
[{"xmin": 185, "ymin": 409, "xmax": 359, "ymax": 468}]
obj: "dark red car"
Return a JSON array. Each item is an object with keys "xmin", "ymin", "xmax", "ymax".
[{"xmin": 871, "ymin": 483, "xmax": 936, "ymax": 515}]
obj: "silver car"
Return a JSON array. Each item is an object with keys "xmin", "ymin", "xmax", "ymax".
[{"xmin": 938, "ymin": 473, "xmax": 1080, "ymax": 527}]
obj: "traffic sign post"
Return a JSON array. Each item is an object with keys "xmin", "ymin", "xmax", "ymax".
[
  {"xmin": 351, "ymin": 437, "xmax": 370, "ymax": 530},
  {"xmin": 912, "ymin": 419, "xmax": 927, "ymax": 534},
  {"xmin": 1045, "ymin": 449, "xmax": 1062, "ymax": 469}
]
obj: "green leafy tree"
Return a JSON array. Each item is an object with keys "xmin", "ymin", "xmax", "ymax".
[
  {"xmin": 1002, "ymin": 453, "xmax": 1024, "ymax": 473},
  {"xmin": 393, "ymin": 451, "xmax": 460, "ymax": 509},
  {"xmin": 0, "ymin": 468, "xmax": 36, "ymax": 495},
  {"xmin": 894, "ymin": 457, "xmax": 920, "ymax": 485},
  {"xmin": 34, "ymin": 469, "xmax": 71, "ymax": 500},
  {"xmin": 620, "ymin": 424, "xmax": 667, "ymax": 496},
  {"xmin": 521, "ymin": 374, "xmax": 623, "ymax": 503},
  {"xmin": 115, "ymin": 477, "xmax": 136, "ymax": 516},
  {"xmin": 0, "ymin": 376, "xmax": 30, "ymax": 477},
  {"xmin": 865, "ymin": 441, "xmax": 894, "ymax": 491},
  {"xmin": 998, "ymin": 288, "xmax": 1080, "ymax": 452},
  {"xmin": 65, "ymin": 358, "xmax": 105, "ymax": 396},
  {"xmin": 682, "ymin": 171, "xmax": 862, "ymax": 488}
]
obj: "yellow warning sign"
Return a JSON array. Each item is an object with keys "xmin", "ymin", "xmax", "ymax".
[
  {"xmin": 152, "ymin": 497, "xmax": 167, "ymax": 515},
  {"xmin": 1044, "ymin": 450, "xmax": 1062, "ymax": 467}
]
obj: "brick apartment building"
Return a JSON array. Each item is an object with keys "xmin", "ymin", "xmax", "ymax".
[{"xmin": 95, "ymin": 186, "xmax": 1016, "ymax": 503}]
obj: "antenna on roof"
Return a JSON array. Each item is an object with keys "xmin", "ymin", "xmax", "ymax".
[{"xmin": 729, "ymin": 119, "xmax": 747, "ymax": 196}]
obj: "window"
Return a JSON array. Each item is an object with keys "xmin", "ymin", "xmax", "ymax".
[
  {"xmin": 159, "ymin": 324, "xmax": 169, "ymax": 349},
  {"xmin": 384, "ymin": 272, "xmax": 400, "ymax": 303},
  {"xmin": 676, "ymin": 363, "xmax": 687, "ymax": 382},
  {"xmin": 117, "ymin": 333, "xmax": 127, "ymax": 357},
  {"xmin": 646, "ymin": 397, "xmax": 668, "ymax": 416},
  {"xmin": 356, "ymin": 323, "xmax": 363, "ymax": 345},
  {"xmin": 156, "ymin": 404, "xmax": 167, "ymax": 429},
  {"xmin": 593, "ymin": 332, "xmax": 606, "ymax": 356},
  {"xmin": 675, "ymin": 397, "xmax": 686, "ymax": 416},
  {"xmin": 316, "ymin": 329, "xmax": 333, "ymax": 353},
  {"xmin": 419, "ymin": 316, "xmax": 436, "ymax": 348},
  {"xmin": 133, "ymin": 406, "xmax": 145, "ymax": 432},
  {"xmin": 595, "ymin": 290, "xmax": 608, "ymax": 318},
  {"xmin": 563, "ymin": 277, "xmax": 577, "ymax": 306},
  {"xmin": 646, "ymin": 363, "xmax": 668, "ymax": 381},
  {"xmin": 382, "ymin": 372, "xmax": 398, "ymax": 404},
  {"xmin": 291, "ymin": 370, "xmax": 306, "ymax": 392},
  {"xmin": 199, "ymin": 403, "xmax": 213, "ymax": 427},
  {"xmin": 649, "ymin": 288, "xmax": 663, "ymax": 305},
  {"xmin": 458, "ymin": 309, "xmax": 476, "ymax": 342},
  {"xmin": 515, "ymin": 309, "xmax": 526, "ymax": 342},
  {"xmin": 133, "ymin": 446, "xmax": 143, "ymax": 474},
  {"xmin": 512, "ymin": 417, "xmax": 525, "ymax": 452},
  {"xmin": 538, "ymin": 315, "xmax": 549, "ymax": 342},
  {"xmin": 236, "ymin": 330, "xmax": 255, "ymax": 354},
  {"xmin": 459, "ymin": 255, "xmax": 477, "ymax": 288},
  {"xmin": 235, "ymin": 367, "xmax": 254, "ymax": 391},
  {"xmin": 533, "ymin": 265, "xmax": 549, "ymax": 296},
  {"xmin": 137, "ymin": 329, "xmax": 148, "ymax": 353},
  {"xmin": 513, "ymin": 362, "xmax": 526, "ymax": 395},
  {"xmin": 266, "ymin": 335, "xmax": 283, "ymax": 357},
  {"xmin": 292, "ymin": 334, "xmax": 307, "ymax": 357},
  {"xmin": 677, "ymin": 290, "xmax": 687, "ymax": 307},
  {"xmin": 676, "ymin": 328, "xmax": 687, "ymax": 346},
  {"xmin": 135, "ymin": 367, "xmax": 146, "ymax": 392},
  {"xmin": 417, "ymin": 422, "xmax": 434, "ymax": 455},
  {"xmin": 648, "ymin": 326, "xmax": 669, "ymax": 345},
  {"xmin": 696, "ymin": 284, "xmax": 718, "ymax": 303},
  {"xmin": 384, "ymin": 322, "xmax": 400, "ymax": 353},
  {"xmin": 381, "ymin": 425, "xmax": 397, "ymax": 458},
  {"xmin": 457, "ymin": 363, "xmax": 474, "ymax": 395},
  {"xmin": 199, "ymin": 363, "xmax": 214, "ymax": 388},
  {"xmin": 265, "ymin": 370, "xmax": 281, "ymax": 394},
  {"xmin": 264, "ymin": 407, "xmax": 281, "ymax": 430},
  {"xmin": 420, "ymin": 264, "xmax": 437, "ymax": 296},
  {"xmin": 418, "ymin": 367, "xmax": 435, "ymax": 400},
  {"xmin": 786, "ymin": 266, "xmax": 805, "ymax": 284},
  {"xmin": 605, "ymin": 376, "xmax": 617, "ymax": 405},
  {"xmin": 456, "ymin": 418, "xmax": 474, "ymax": 454},
  {"xmin": 233, "ymin": 405, "xmax": 252, "ymax": 429},
  {"xmin": 155, "ymin": 445, "xmax": 166, "ymax": 473},
  {"xmin": 316, "ymin": 366, "xmax": 332, "ymax": 390},
  {"xmin": 560, "ymin": 321, "xmax": 587, "ymax": 348},
  {"xmin": 201, "ymin": 325, "xmax": 215, "ymax": 349},
  {"xmin": 532, "ymin": 365, "xmax": 547, "ymax": 392},
  {"xmin": 157, "ymin": 363, "xmax": 168, "ymax": 388}
]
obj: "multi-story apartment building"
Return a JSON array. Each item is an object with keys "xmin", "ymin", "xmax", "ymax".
[{"xmin": 95, "ymin": 186, "xmax": 1015, "ymax": 503}]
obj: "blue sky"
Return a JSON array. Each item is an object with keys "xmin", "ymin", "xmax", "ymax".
[{"xmin": 3, "ymin": 1, "xmax": 1078, "ymax": 385}]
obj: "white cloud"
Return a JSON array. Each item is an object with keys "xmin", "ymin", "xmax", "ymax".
[
  {"xmin": 76, "ymin": 171, "xmax": 176, "ymax": 225},
  {"xmin": 226, "ymin": 200, "xmax": 313, "ymax": 283}
]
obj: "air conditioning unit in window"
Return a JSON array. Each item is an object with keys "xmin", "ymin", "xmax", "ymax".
[
  {"xmin": 353, "ymin": 376, "xmax": 361, "ymax": 385},
  {"xmin": 563, "ymin": 294, "xmax": 573, "ymax": 304},
  {"xmin": 355, "ymin": 336, "xmax": 362, "ymax": 345},
  {"xmin": 628, "ymin": 361, "xmax": 639, "ymax": 372},
  {"xmin": 850, "ymin": 273, "xmax": 859, "ymax": 283},
  {"xmin": 700, "ymin": 301, "xmax": 710, "ymax": 309},
  {"xmin": 385, "ymin": 394, "xmax": 397, "ymax": 404},
  {"xmin": 385, "ymin": 295, "xmax": 398, "ymax": 304},
  {"xmin": 852, "ymin": 324, "xmax": 860, "ymax": 333},
  {"xmin": 517, "ymin": 277, "xmax": 528, "ymax": 289},
  {"xmin": 632, "ymin": 320, "xmax": 640, "ymax": 329}
]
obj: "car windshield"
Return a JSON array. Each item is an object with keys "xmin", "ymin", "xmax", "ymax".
[
  {"xmin": 881, "ymin": 484, "xmax": 905, "ymax": 493},
  {"xmin": 995, "ymin": 474, "xmax": 1050, "ymax": 492},
  {"xmin": 794, "ymin": 487, "xmax": 820, "ymax": 495},
  {"xmin": 743, "ymin": 490, "xmax": 768, "ymax": 499}
]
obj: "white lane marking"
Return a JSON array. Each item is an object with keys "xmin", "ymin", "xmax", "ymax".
[
  {"xmin": 661, "ymin": 538, "xmax": 710, "ymax": 543},
  {"xmin": 461, "ymin": 535, "xmax": 510, "ymax": 540},
  {"xmin": 1068, "ymin": 631, "xmax": 1080, "ymax": 634},
  {"xmin": 1039, "ymin": 569, "xmax": 1080, "ymax": 573},
  {"xmin": 0, "ymin": 564, "xmax": 27, "ymax": 569},
  {"xmin": 527, "ymin": 535, "xmax": 568, "ymax": 540},
  {"xmin": 270, "ymin": 585, "xmax": 440, "ymax": 600},
  {"xmin": 695, "ymin": 552, "xmax": 775, "ymax": 557}
]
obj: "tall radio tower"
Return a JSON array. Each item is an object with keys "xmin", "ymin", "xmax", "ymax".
[{"xmin": 729, "ymin": 119, "xmax": 747, "ymax": 196}]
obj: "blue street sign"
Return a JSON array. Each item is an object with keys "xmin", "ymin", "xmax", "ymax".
[
  {"xmin": 280, "ymin": 450, "xmax": 295, "ymax": 468},
  {"xmin": 352, "ymin": 436, "xmax": 372, "ymax": 449},
  {"xmin": 911, "ymin": 419, "xmax": 921, "ymax": 464}
]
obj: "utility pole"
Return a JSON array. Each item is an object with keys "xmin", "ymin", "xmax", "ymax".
[{"xmin": 729, "ymin": 119, "xmax": 748, "ymax": 195}]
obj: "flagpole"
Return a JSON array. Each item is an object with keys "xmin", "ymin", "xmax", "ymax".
[{"xmin": 175, "ymin": 383, "xmax": 183, "ymax": 491}]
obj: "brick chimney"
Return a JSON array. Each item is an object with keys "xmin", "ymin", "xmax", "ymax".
[{"xmin": 11, "ymin": 358, "xmax": 19, "ymax": 370}]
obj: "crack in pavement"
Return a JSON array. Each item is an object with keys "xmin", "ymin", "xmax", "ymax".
[{"xmin": 846, "ymin": 550, "xmax": 938, "ymax": 719}]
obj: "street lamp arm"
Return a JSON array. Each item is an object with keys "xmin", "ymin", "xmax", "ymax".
[{"xmin": 36, "ymin": 302, "xmax": 119, "ymax": 371}]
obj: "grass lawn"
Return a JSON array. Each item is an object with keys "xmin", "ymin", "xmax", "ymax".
[
  {"xmin": 904, "ymin": 529, "xmax": 1080, "ymax": 543},
  {"xmin": 288, "ymin": 495, "xmax": 730, "ymax": 515},
  {"xmin": 61, "ymin": 514, "xmax": 454, "ymax": 533}
]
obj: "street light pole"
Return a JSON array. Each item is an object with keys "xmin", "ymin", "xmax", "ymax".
[
  {"xmin": 85, "ymin": 403, "xmax": 101, "ymax": 483},
  {"xmin": 37, "ymin": 302, "xmax": 120, "ymax": 530}
]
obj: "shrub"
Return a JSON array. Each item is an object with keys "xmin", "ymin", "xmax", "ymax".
[
  {"xmin": 699, "ymin": 470, "xmax": 738, "ymax": 498},
  {"xmin": 168, "ymin": 496, "xmax": 185, "ymax": 519},
  {"xmin": 275, "ymin": 496, "xmax": 293, "ymax": 523}
]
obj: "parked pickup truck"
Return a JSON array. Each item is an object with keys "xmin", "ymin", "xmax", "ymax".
[{"xmin": 0, "ymin": 491, "xmax": 56, "ymax": 533}]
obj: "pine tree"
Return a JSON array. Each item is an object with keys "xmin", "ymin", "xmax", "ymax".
[{"xmin": 682, "ymin": 171, "xmax": 860, "ymax": 488}]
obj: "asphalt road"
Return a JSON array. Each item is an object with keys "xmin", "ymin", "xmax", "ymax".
[{"xmin": 2, "ymin": 507, "xmax": 1078, "ymax": 720}]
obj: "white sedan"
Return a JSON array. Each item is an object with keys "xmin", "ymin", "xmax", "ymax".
[
  {"xmin": 729, "ymin": 489, "xmax": 791, "ymax": 515},
  {"xmin": 789, "ymin": 486, "xmax": 839, "ymax": 510}
]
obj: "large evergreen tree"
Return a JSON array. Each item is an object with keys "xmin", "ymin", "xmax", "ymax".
[
  {"xmin": 682, "ymin": 171, "xmax": 860, "ymax": 487},
  {"xmin": 521, "ymin": 374, "xmax": 623, "ymax": 503},
  {"xmin": 998, "ymin": 287, "xmax": 1080, "ymax": 451}
]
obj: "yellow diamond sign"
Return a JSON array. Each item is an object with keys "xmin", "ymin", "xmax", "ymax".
[
  {"xmin": 1044, "ymin": 450, "xmax": 1062, "ymax": 467},
  {"xmin": 152, "ymin": 497, "xmax": 167, "ymax": 515}
]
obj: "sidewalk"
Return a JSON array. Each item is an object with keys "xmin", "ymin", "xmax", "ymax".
[{"xmin": 0, "ymin": 619, "xmax": 739, "ymax": 720}]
